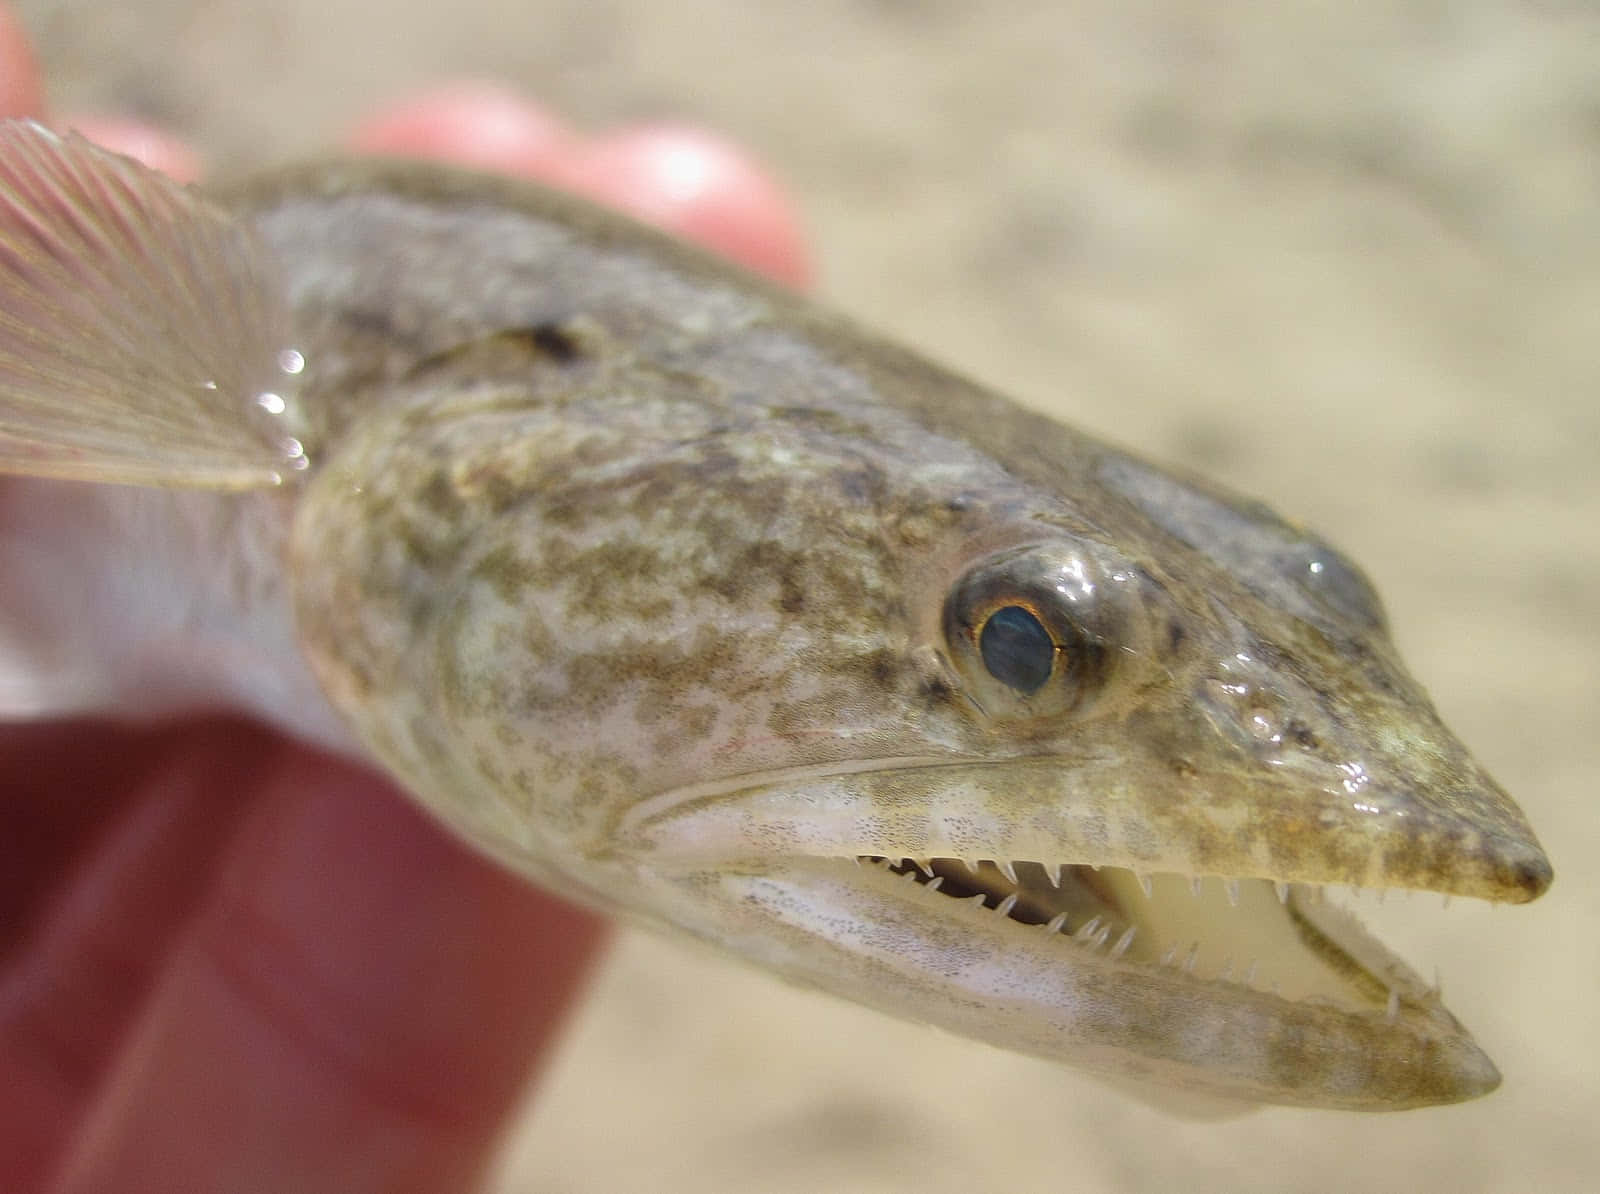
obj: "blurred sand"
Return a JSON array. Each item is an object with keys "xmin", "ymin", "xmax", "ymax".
[{"xmin": 19, "ymin": 2, "xmax": 1599, "ymax": 1190}]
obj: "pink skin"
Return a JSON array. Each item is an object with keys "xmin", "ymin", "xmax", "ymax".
[{"xmin": 0, "ymin": 10, "xmax": 812, "ymax": 1193}]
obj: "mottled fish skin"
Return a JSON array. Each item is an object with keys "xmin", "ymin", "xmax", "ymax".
[{"xmin": 0, "ymin": 144, "xmax": 1553, "ymax": 1110}]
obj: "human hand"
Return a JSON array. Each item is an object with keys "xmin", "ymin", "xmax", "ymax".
[{"xmin": 0, "ymin": 8, "xmax": 810, "ymax": 1191}]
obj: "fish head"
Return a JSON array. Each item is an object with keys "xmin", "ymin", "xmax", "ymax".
[{"xmin": 291, "ymin": 362, "xmax": 1549, "ymax": 1110}]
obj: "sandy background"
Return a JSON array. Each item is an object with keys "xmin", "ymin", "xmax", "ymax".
[{"xmin": 17, "ymin": 2, "xmax": 1598, "ymax": 1191}]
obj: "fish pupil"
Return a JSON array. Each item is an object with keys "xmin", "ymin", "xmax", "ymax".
[{"xmin": 979, "ymin": 605, "xmax": 1055, "ymax": 694}]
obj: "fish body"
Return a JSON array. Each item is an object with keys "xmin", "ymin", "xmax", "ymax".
[{"xmin": 0, "ymin": 124, "xmax": 1552, "ymax": 1109}]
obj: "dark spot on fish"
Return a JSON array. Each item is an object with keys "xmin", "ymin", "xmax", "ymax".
[
  {"xmin": 700, "ymin": 539, "xmax": 809, "ymax": 613},
  {"xmin": 1288, "ymin": 721, "xmax": 1319, "ymax": 750},
  {"xmin": 343, "ymin": 304, "xmax": 402, "ymax": 341},
  {"xmin": 416, "ymin": 468, "xmax": 466, "ymax": 520},
  {"xmin": 868, "ymin": 649, "xmax": 898, "ymax": 690},
  {"xmin": 921, "ymin": 666, "xmax": 957, "ymax": 708},
  {"xmin": 680, "ymin": 703, "xmax": 719, "ymax": 740},
  {"xmin": 837, "ymin": 467, "xmax": 882, "ymax": 504},
  {"xmin": 766, "ymin": 405, "xmax": 873, "ymax": 440},
  {"xmin": 478, "ymin": 468, "xmax": 523, "ymax": 513},
  {"xmin": 515, "ymin": 321, "xmax": 584, "ymax": 363},
  {"xmin": 401, "ymin": 321, "xmax": 590, "ymax": 385},
  {"xmin": 473, "ymin": 543, "xmax": 538, "ymax": 602},
  {"xmin": 1509, "ymin": 852, "xmax": 1555, "ymax": 900}
]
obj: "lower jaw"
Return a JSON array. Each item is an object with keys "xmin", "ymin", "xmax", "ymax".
[{"xmin": 677, "ymin": 854, "xmax": 1497, "ymax": 1108}]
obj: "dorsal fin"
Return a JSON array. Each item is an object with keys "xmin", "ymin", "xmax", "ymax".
[{"xmin": 0, "ymin": 120, "xmax": 306, "ymax": 488}]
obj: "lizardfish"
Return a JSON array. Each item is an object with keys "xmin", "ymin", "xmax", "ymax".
[{"xmin": 0, "ymin": 121, "xmax": 1551, "ymax": 1110}]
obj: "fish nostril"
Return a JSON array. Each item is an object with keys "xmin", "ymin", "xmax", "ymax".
[{"xmin": 1286, "ymin": 720, "xmax": 1319, "ymax": 750}]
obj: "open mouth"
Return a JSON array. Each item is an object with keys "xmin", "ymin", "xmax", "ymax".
[
  {"xmin": 859, "ymin": 855, "xmax": 1436, "ymax": 1020},
  {"xmin": 619, "ymin": 759, "xmax": 1530, "ymax": 1108},
  {"xmin": 662, "ymin": 848, "xmax": 1501, "ymax": 1110}
]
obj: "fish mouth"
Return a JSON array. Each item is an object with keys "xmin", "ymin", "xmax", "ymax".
[
  {"xmin": 667, "ymin": 850, "xmax": 1501, "ymax": 1110},
  {"xmin": 860, "ymin": 855, "xmax": 1432, "ymax": 1013},
  {"xmin": 619, "ymin": 756, "xmax": 1524, "ymax": 1109}
]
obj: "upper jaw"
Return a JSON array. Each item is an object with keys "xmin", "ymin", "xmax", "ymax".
[{"xmin": 619, "ymin": 752, "xmax": 1551, "ymax": 904}]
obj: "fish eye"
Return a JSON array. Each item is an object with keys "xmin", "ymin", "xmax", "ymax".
[
  {"xmin": 978, "ymin": 605, "xmax": 1056, "ymax": 693},
  {"xmin": 1300, "ymin": 542, "xmax": 1387, "ymax": 633},
  {"xmin": 941, "ymin": 542, "xmax": 1143, "ymax": 721}
]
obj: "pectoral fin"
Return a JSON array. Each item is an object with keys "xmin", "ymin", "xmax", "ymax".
[{"xmin": 0, "ymin": 120, "xmax": 304, "ymax": 489}]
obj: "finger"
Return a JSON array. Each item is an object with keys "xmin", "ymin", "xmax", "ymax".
[
  {"xmin": 0, "ymin": 720, "xmax": 145, "ymax": 960},
  {"xmin": 0, "ymin": 719, "xmax": 272, "ymax": 1191},
  {"xmin": 567, "ymin": 124, "xmax": 812, "ymax": 289},
  {"xmin": 346, "ymin": 83, "xmax": 576, "ymax": 180},
  {"xmin": 0, "ymin": 718, "xmax": 258, "ymax": 962},
  {"xmin": 55, "ymin": 744, "xmax": 606, "ymax": 1194},
  {"xmin": 55, "ymin": 116, "xmax": 202, "ymax": 182},
  {"xmin": 348, "ymin": 88, "xmax": 812, "ymax": 288},
  {"xmin": 0, "ymin": 5, "xmax": 43, "ymax": 119}
]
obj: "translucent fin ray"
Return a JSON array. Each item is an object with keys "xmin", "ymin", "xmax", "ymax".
[{"xmin": 0, "ymin": 120, "xmax": 305, "ymax": 488}]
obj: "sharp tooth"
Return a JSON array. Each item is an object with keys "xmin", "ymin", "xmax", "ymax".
[
  {"xmin": 1092, "ymin": 924, "xmax": 1111, "ymax": 949},
  {"xmin": 1219, "ymin": 956, "xmax": 1235, "ymax": 981},
  {"xmin": 997, "ymin": 859, "xmax": 1019, "ymax": 885},
  {"xmin": 1136, "ymin": 871, "xmax": 1153, "ymax": 898},
  {"xmin": 965, "ymin": 859, "xmax": 983, "ymax": 874},
  {"xmin": 1189, "ymin": 876, "xmax": 1204, "ymax": 898},
  {"xmin": 1274, "ymin": 880, "xmax": 1290, "ymax": 904},
  {"xmin": 851, "ymin": 856, "xmax": 862, "ymax": 867},
  {"xmin": 926, "ymin": 876, "xmax": 944, "ymax": 893},
  {"xmin": 1043, "ymin": 911, "xmax": 1069, "ymax": 934},
  {"xmin": 1386, "ymin": 988, "xmax": 1400, "ymax": 1023},
  {"xmin": 1110, "ymin": 926, "xmax": 1137, "ymax": 960},
  {"xmin": 1159, "ymin": 945, "xmax": 1178, "ymax": 967},
  {"xmin": 966, "ymin": 893, "xmax": 988, "ymax": 909},
  {"xmin": 1047, "ymin": 863, "xmax": 1063, "ymax": 887},
  {"xmin": 1076, "ymin": 916, "xmax": 1103, "ymax": 942},
  {"xmin": 1182, "ymin": 943, "xmax": 1200, "ymax": 973},
  {"xmin": 1224, "ymin": 878, "xmax": 1240, "ymax": 907},
  {"xmin": 913, "ymin": 858, "xmax": 934, "ymax": 877},
  {"xmin": 995, "ymin": 892, "xmax": 1020, "ymax": 917},
  {"xmin": 900, "ymin": 867, "xmax": 918, "ymax": 882}
]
